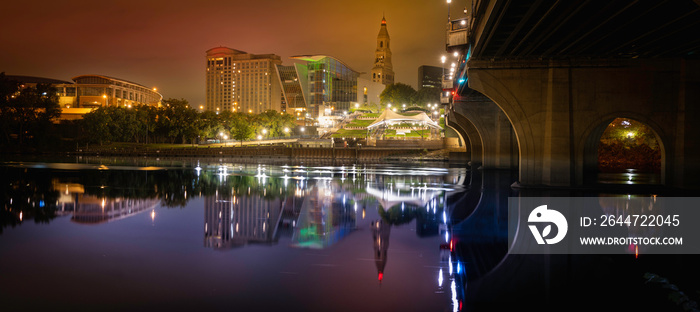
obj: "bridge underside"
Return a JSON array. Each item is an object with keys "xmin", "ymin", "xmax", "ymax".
[{"xmin": 461, "ymin": 58, "xmax": 700, "ymax": 188}]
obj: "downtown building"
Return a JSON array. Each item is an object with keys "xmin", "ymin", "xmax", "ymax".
[
  {"xmin": 275, "ymin": 55, "xmax": 360, "ymax": 122},
  {"xmin": 205, "ymin": 47, "xmax": 283, "ymax": 114},
  {"xmin": 417, "ymin": 65, "xmax": 445, "ymax": 90}
]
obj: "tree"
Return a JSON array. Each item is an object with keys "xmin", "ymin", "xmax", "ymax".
[
  {"xmin": 0, "ymin": 74, "xmax": 61, "ymax": 145},
  {"xmin": 80, "ymin": 107, "xmax": 113, "ymax": 145},
  {"xmin": 230, "ymin": 113, "xmax": 254, "ymax": 146},
  {"xmin": 415, "ymin": 87, "xmax": 441, "ymax": 106},
  {"xmin": 379, "ymin": 83, "xmax": 417, "ymax": 106}
]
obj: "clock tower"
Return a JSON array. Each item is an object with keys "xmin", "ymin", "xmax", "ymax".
[{"xmin": 371, "ymin": 16, "xmax": 394, "ymax": 85}]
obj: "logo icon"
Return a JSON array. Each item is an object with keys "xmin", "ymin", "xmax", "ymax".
[{"xmin": 528, "ymin": 205, "xmax": 568, "ymax": 245}]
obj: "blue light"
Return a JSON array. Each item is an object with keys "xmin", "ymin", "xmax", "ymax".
[{"xmin": 458, "ymin": 78, "xmax": 466, "ymax": 84}]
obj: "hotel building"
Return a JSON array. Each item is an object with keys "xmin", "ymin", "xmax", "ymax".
[{"xmin": 205, "ymin": 47, "xmax": 283, "ymax": 114}]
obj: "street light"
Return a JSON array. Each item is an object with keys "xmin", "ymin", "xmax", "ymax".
[
  {"xmin": 447, "ymin": 0, "xmax": 452, "ymax": 20},
  {"xmin": 102, "ymin": 94, "xmax": 107, "ymax": 106}
]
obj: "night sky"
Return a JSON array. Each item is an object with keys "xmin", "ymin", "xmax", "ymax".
[{"xmin": 1, "ymin": 0, "xmax": 462, "ymax": 107}]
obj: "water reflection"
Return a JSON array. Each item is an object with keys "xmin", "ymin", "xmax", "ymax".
[
  {"xmin": 371, "ymin": 219, "xmax": 390, "ymax": 282},
  {"xmin": 2, "ymin": 159, "xmax": 691, "ymax": 311}
]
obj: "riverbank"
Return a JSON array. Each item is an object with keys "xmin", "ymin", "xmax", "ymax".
[
  {"xmin": 70, "ymin": 145, "xmax": 451, "ymax": 162},
  {"xmin": 2, "ymin": 141, "xmax": 468, "ymax": 164}
]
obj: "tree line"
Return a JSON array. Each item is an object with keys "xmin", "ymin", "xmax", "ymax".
[
  {"xmin": 379, "ymin": 83, "xmax": 441, "ymax": 107},
  {"xmin": 0, "ymin": 73, "xmax": 297, "ymax": 148},
  {"xmin": 80, "ymin": 98, "xmax": 296, "ymax": 145}
]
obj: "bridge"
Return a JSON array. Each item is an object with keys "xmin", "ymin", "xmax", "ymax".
[{"xmin": 444, "ymin": 0, "xmax": 700, "ymax": 188}]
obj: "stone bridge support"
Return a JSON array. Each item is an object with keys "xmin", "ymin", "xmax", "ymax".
[
  {"xmin": 450, "ymin": 96, "xmax": 518, "ymax": 171},
  {"xmin": 465, "ymin": 58, "xmax": 700, "ymax": 188}
]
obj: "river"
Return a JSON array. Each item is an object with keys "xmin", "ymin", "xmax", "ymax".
[{"xmin": 0, "ymin": 157, "xmax": 697, "ymax": 311}]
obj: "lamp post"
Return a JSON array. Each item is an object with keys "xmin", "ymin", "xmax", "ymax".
[
  {"xmin": 103, "ymin": 94, "xmax": 107, "ymax": 106},
  {"xmin": 447, "ymin": 0, "xmax": 452, "ymax": 21}
]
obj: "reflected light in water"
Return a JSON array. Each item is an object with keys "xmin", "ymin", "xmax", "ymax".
[
  {"xmin": 438, "ymin": 268, "xmax": 444, "ymax": 287},
  {"xmin": 451, "ymin": 280, "xmax": 458, "ymax": 312},
  {"xmin": 449, "ymin": 256, "xmax": 453, "ymax": 275},
  {"xmin": 19, "ymin": 211, "xmax": 23, "ymax": 221},
  {"xmin": 151, "ymin": 210, "xmax": 155, "ymax": 222}
]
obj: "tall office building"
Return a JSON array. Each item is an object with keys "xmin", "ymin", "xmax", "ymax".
[
  {"xmin": 417, "ymin": 65, "xmax": 445, "ymax": 89},
  {"xmin": 371, "ymin": 16, "xmax": 395, "ymax": 85},
  {"xmin": 205, "ymin": 47, "xmax": 282, "ymax": 114}
]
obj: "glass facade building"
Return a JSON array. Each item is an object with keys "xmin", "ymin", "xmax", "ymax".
[{"xmin": 287, "ymin": 55, "xmax": 359, "ymax": 118}]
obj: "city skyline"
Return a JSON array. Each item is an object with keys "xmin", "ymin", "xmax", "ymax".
[{"xmin": 0, "ymin": 0, "xmax": 458, "ymax": 108}]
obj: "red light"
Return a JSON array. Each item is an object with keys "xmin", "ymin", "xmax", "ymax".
[
  {"xmin": 378, "ymin": 272, "xmax": 383, "ymax": 281},
  {"xmin": 450, "ymin": 239, "xmax": 454, "ymax": 252},
  {"xmin": 459, "ymin": 301, "xmax": 463, "ymax": 310}
]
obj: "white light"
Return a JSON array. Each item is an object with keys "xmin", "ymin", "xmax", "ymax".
[{"xmin": 453, "ymin": 51, "xmax": 459, "ymax": 57}]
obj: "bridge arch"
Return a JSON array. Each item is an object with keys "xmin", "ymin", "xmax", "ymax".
[
  {"xmin": 580, "ymin": 114, "xmax": 667, "ymax": 185},
  {"xmin": 449, "ymin": 110, "xmax": 483, "ymax": 169},
  {"xmin": 465, "ymin": 69, "xmax": 539, "ymax": 184}
]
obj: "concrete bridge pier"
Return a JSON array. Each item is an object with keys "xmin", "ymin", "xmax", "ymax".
[
  {"xmin": 465, "ymin": 59, "xmax": 700, "ymax": 189},
  {"xmin": 447, "ymin": 92, "xmax": 518, "ymax": 172}
]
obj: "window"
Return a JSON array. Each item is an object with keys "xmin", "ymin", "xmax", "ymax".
[{"xmin": 380, "ymin": 41, "xmax": 383, "ymax": 48}]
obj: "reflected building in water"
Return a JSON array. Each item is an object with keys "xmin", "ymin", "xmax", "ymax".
[
  {"xmin": 71, "ymin": 197, "xmax": 159, "ymax": 224},
  {"xmin": 52, "ymin": 179, "xmax": 160, "ymax": 224},
  {"xmin": 291, "ymin": 184, "xmax": 357, "ymax": 249},
  {"xmin": 204, "ymin": 191, "xmax": 284, "ymax": 249},
  {"xmin": 371, "ymin": 219, "xmax": 391, "ymax": 282}
]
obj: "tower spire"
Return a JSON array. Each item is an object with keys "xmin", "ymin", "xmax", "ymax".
[{"xmin": 372, "ymin": 15, "xmax": 394, "ymax": 85}]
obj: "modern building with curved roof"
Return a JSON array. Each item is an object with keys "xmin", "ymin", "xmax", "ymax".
[
  {"xmin": 5, "ymin": 74, "xmax": 163, "ymax": 120},
  {"xmin": 60, "ymin": 74, "xmax": 162, "ymax": 109}
]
